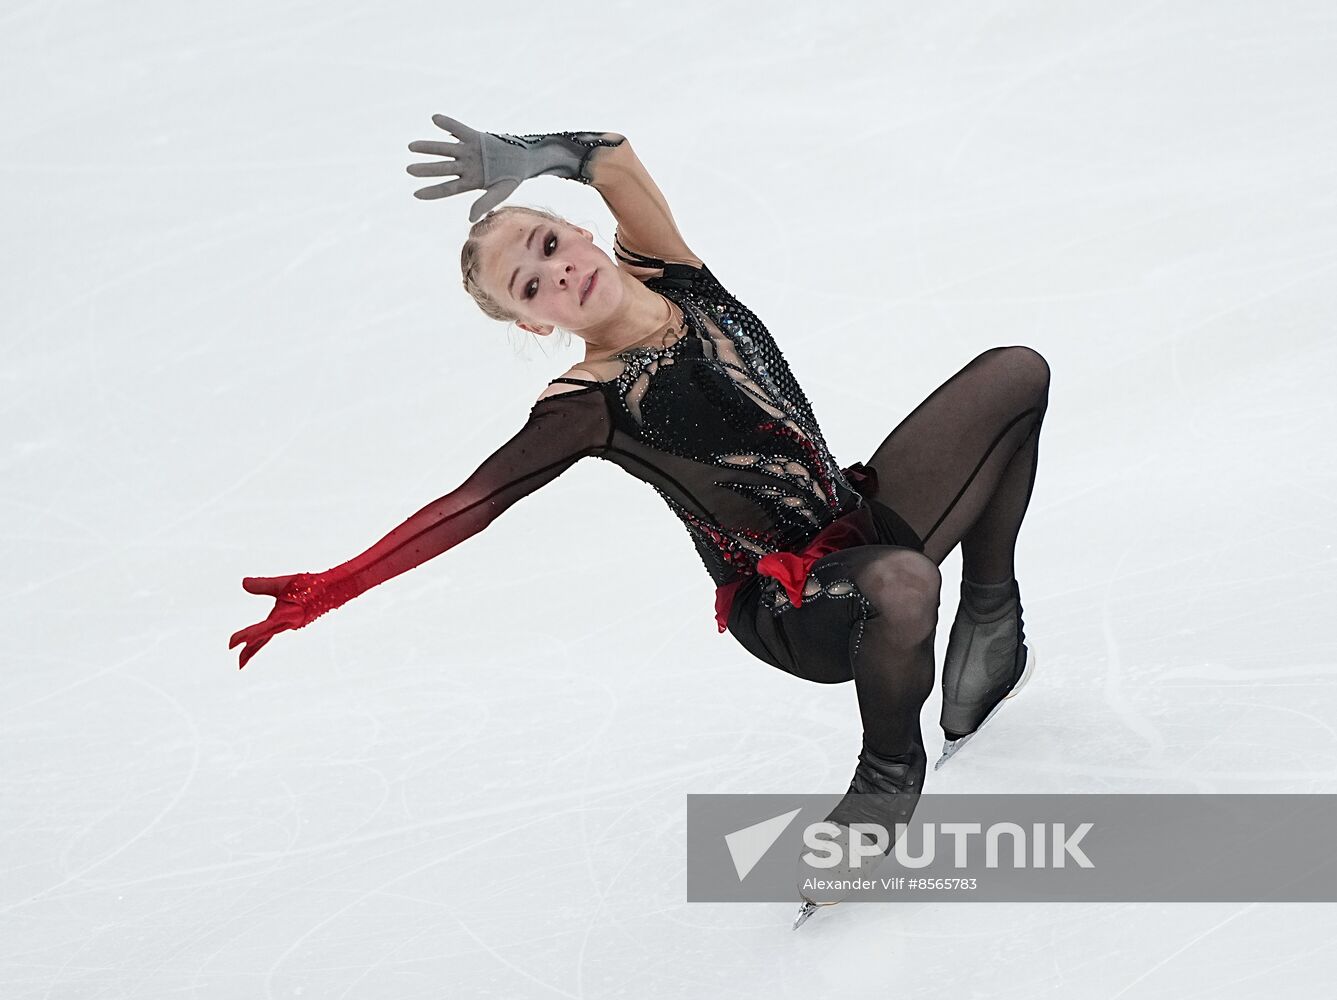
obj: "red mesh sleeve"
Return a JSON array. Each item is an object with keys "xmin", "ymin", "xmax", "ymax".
[{"xmin": 284, "ymin": 389, "xmax": 609, "ymax": 626}]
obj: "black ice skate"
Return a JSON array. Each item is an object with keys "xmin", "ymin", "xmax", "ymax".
[
  {"xmin": 793, "ymin": 741, "xmax": 927, "ymax": 929},
  {"xmin": 934, "ymin": 579, "xmax": 1035, "ymax": 770}
]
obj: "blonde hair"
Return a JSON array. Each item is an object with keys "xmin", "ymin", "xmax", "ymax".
[{"xmin": 460, "ymin": 205, "xmax": 569, "ymax": 324}]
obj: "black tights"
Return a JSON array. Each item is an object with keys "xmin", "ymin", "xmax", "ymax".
[{"xmin": 733, "ymin": 346, "xmax": 1051, "ymax": 761}]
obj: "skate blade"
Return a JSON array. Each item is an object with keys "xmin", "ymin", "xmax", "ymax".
[
  {"xmin": 793, "ymin": 897, "xmax": 839, "ymax": 930},
  {"xmin": 793, "ymin": 900, "xmax": 819, "ymax": 930},
  {"xmin": 934, "ymin": 732, "xmax": 972, "ymax": 770},
  {"xmin": 934, "ymin": 645, "xmax": 1036, "ymax": 770}
]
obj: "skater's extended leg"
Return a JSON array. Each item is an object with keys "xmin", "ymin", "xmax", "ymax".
[
  {"xmin": 779, "ymin": 545, "xmax": 940, "ymax": 915},
  {"xmin": 863, "ymin": 345, "xmax": 1050, "ymax": 572},
  {"xmin": 783, "ymin": 545, "xmax": 941, "ymax": 760},
  {"xmin": 840, "ymin": 547, "xmax": 939, "ymax": 763},
  {"xmin": 779, "ymin": 546, "xmax": 940, "ymax": 832},
  {"xmin": 859, "ymin": 346, "xmax": 1051, "ymax": 756}
]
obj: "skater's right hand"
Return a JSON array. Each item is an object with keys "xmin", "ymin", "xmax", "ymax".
[{"xmin": 228, "ymin": 574, "xmax": 312, "ymax": 670}]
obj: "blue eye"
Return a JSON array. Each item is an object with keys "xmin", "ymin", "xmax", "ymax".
[{"xmin": 524, "ymin": 233, "xmax": 559, "ymax": 299}]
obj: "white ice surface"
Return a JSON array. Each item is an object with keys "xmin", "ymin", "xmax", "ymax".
[{"xmin": 3, "ymin": 0, "xmax": 1336, "ymax": 996}]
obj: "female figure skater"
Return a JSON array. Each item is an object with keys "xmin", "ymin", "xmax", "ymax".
[{"xmin": 229, "ymin": 116, "xmax": 1051, "ymax": 927}]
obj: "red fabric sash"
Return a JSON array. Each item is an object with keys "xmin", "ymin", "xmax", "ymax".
[
  {"xmin": 716, "ymin": 512, "xmax": 884, "ymax": 637},
  {"xmin": 714, "ymin": 462, "xmax": 880, "ymax": 634}
]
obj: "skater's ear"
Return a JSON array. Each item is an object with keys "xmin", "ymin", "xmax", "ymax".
[{"xmin": 516, "ymin": 322, "xmax": 556, "ymax": 337}]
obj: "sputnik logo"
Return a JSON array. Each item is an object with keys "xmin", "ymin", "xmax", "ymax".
[{"xmin": 724, "ymin": 808, "xmax": 803, "ymax": 881}]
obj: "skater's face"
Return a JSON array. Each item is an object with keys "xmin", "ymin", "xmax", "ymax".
[{"xmin": 481, "ymin": 215, "xmax": 621, "ymax": 336}]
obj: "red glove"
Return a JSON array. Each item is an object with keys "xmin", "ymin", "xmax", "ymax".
[{"xmin": 229, "ymin": 574, "xmax": 328, "ymax": 668}]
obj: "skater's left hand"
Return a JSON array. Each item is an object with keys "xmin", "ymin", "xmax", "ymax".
[
  {"xmin": 406, "ymin": 114, "xmax": 614, "ymax": 222},
  {"xmin": 228, "ymin": 574, "xmax": 308, "ymax": 669},
  {"xmin": 406, "ymin": 114, "xmax": 521, "ymax": 221}
]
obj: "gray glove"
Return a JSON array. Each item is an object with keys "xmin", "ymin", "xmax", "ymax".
[{"xmin": 407, "ymin": 114, "xmax": 625, "ymax": 222}]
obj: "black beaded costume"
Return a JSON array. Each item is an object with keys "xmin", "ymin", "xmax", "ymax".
[
  {"xmin": 547, "ymin": 243, "xmax": 893, "ymax": 587},
  {"xmin": 464, "ymin": 240, "xmax": 923, "ymax": 642},
  {"xmin": 277, "ymin": 239, "xmax": 923, "ymax": 676}
]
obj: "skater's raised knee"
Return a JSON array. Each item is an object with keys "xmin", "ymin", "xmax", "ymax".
[
  {"xmin": 858, "ymin": 550, "xmax": 941, "ymax": 646},
  {"xmin": 970, "ymin": 345, "xmax": 1050, "ymax": 410},
  {"xmin": 997, "ymin": 345, "xmax": 1050, "ymax": 396}
]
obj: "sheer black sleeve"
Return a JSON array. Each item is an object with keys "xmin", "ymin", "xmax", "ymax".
[{"xmin": 286, "ymin": 389, "xmax": 611, "ymax": 624}]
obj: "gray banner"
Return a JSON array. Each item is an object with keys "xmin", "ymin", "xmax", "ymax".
[{"xmin": 686, "ymin": 794, "xmax": 1337, "ymax": 902}]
